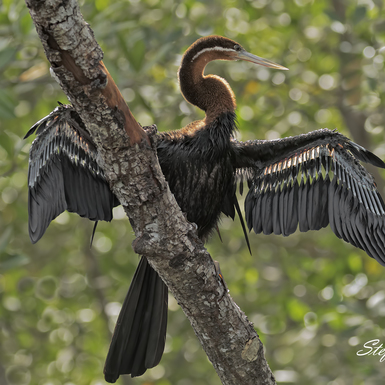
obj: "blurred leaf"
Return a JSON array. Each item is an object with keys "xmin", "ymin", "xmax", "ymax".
[
  {"xmin": 20, "ymin": 11, "xmax": 33, "ymax": 35},
  {"xmin": 119, "ymin": 34, "xmax": 146, "ymax": 72},
  {"xmin": 0, "ymin": 131, "xmax": 15, "ymax": 155},
  {"xmin": 0, "ymin": 46, "xmax": 18, "ymax": 70},
  {"xmin": 0, "ymin": 91, "xmax": 16, "ymax": 119},
  {"xmin": 352, "ymin": 6, "xmax": 367, "ymax": 24},
  {"xmin": 0, "ymin": 227, "xmax": 12, "ymax": 254},
  {"xmin": 0, "ymin": 253, "xmax": 29, "ymax": 271},
  {"xmin": 324, "ymin": 10, "xmax": 342, "ymax": 22}
]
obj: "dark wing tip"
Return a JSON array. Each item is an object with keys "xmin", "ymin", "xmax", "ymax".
[
  {"xmin": 24, "ymin": 103, "xmax": 70, "ymax": 139},
  {"xmin": 347, "ymin": 141, "xmax": 385, "ymax": 169}
]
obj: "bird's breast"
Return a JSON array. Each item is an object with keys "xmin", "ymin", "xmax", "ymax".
[{"xmin": 157, "ymin": 140, "xmax": 235, "ymax": 240}]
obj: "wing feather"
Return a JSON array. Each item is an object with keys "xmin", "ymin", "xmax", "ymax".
[
  {"xmin": 287, "ymin": 181, "xmax": 299, "ymax": 235},
  {"xmin": 239, "ymin": 132, "xmax": 385, "ymax": 265},
  {"xmin": 272, "ymin": 189, "xmax": 281, "ymax": 235},
  {"xmin": 25, "ymin": 104, "xmax": 118, "ymax": 243},
  {"xmin": 279, "ymin": 182, "xmax": 286, "ymax": 235}
]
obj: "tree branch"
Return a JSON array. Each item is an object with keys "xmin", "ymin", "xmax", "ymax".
[{"xmin": 24, "ymin": 1, "xmax": 276, "ymax": 383}]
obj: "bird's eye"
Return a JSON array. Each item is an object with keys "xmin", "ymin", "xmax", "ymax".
[{"xmin": 234, "ymin": 45, "xmax": 242, "ymax": 52}]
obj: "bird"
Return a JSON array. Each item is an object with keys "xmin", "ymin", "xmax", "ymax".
[{"xmin": 24, "ymin": 35, "xmax": 385, "ymax": 382}]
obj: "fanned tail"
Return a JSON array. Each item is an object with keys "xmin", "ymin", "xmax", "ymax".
[{"xmin": 104, "ymin": 257, "xmax": 168, "ymax": 382}]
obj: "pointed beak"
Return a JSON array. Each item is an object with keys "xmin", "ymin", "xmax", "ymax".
[{"xmin": 236, "ymin": 50, "xmax": 288, "ymax": 70}]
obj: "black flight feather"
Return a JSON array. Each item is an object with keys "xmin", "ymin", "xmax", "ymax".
[
  {"xmin": 25, "ymin": 104, "xmax": 118, "ymax": 243},
  {"xmin": 239, "ymin": 130, "xmax": 385, "ymax": 266}
]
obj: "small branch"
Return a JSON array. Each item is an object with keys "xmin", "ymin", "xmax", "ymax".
[{"xmin": 24, "ymin": 1, "xmax": 276, "ymax": 384}]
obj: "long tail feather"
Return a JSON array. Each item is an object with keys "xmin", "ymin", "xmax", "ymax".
[{"xmin": 104, "ymin": 257, "xmax": 168, "ymax": 382}]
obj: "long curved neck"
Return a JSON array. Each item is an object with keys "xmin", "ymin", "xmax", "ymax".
[{"xmin": 179, "ymin": 48, "xmax": 236, "ymax": 123}]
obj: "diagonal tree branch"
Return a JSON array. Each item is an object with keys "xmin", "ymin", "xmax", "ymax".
[{"xmin": 24, "ymin": 1, "xmax": 276, "ymax": 384}]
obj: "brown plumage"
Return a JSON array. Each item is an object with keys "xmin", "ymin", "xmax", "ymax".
[{"xmin": 25, "ymin": 35, "xmax": 385, "ymax": 382}]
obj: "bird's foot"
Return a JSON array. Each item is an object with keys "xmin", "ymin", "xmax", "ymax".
[{"xmin": 142, "ymin": 124, "xmax": 158, "ymax": 147}]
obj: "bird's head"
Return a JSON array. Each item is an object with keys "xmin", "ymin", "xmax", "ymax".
[
  {"xmin": 184, "ymin": 35, "xmax": 288, "ymax": 70},
  {"xmin": 179, "ymin": 35, "xmax": 288, "ymax": 118}
]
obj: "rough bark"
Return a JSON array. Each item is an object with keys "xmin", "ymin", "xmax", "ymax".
[{"xmin": 24, "ymin": 1, "xmax": 276, "ymax": 384}]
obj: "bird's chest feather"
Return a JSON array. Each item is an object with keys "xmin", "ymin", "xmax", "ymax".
[{"xmin": 157, "ymin": 135, "xmax": 235, "ymax": 239}]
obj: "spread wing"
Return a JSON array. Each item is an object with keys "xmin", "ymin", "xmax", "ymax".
[
  {"xmin": 25, "ymin": 104, "xmax": 118, "ymax": 243},
  {"xmin": 233, "ymin": 129, "xmax": 385, "ymax": 265}
]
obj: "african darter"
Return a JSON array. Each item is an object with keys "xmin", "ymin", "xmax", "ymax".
[{"xmin": 24, "ymin": 36, "xmax": 385, "ymax": 382}]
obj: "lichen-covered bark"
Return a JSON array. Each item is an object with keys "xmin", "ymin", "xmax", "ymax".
[{"xmin": 24, "ymin": 1, "xmax": 276, "ymax": 383}]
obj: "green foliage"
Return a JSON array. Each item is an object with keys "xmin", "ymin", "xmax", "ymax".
[{"xmin": 1, "ymin": 0, "xmax": 385, "ymax": 384}]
